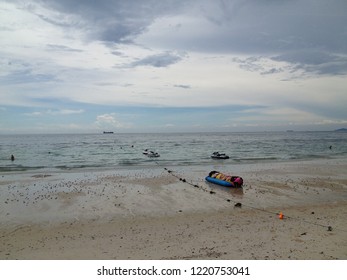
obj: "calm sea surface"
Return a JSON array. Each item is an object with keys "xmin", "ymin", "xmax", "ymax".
[{"xmin": 0, "ymin": 132, "xmax": 346, "ymax": 172}]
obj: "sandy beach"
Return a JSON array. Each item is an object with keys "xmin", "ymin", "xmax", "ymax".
[{"xmin": 0, "ymin": 158, "xmax": 346, "ymax": 260}]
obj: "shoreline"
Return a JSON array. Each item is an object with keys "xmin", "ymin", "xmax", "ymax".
[
  {"xmin": 1, "ymin": 158, "xmax": 346, "ymax": 259},
  {"xmin": 1, "ymin": 154, "xmax": 345, "ymax": 174}
]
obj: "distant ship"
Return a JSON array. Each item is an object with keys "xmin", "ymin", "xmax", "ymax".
[{"xmin": 103, "ymin": 131, "xmax": 114, "ymax": 134}]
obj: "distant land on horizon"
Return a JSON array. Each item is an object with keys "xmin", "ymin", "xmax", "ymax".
[{"xmin": 1, "ymin": 129, "xmax": 347, "ymax": 135}]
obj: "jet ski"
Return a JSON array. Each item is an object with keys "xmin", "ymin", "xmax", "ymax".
[{"xmin": 211, "ymin": 152, "xmax": 229, "ymax": 159}]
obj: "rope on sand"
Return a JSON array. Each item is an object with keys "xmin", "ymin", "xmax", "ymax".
[{"xmin": 157, "ymin": 163, "xmax": 342, "ymax": 233}]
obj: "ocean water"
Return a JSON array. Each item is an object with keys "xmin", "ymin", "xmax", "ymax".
[{"xmin": 0, "ymin": 131, "xmax": 346, "ymax": 172}]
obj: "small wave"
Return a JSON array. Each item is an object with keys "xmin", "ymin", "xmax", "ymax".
[
  {"xmin": 0, "ymin": 165, "xmax": 46, "ymax": 172},
  {"xmin": 118, "ymin": 159, "xmax": 142, "ymax": 166},
  {"xmin": 289, "ymin": 154, "xmax": 330, "ymax": 160},
  {"xmin": 237, "ymin": 157, "xmax": 279, "ymax": 162},
  {"xmin": 55, "ymin": 164, "xmax": 105, "ymax": 170}
]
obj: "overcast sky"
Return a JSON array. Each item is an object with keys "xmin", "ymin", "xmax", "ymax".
[{"xmin": 1, "ymin": 0, "xmax": 346, "ymax": 133}]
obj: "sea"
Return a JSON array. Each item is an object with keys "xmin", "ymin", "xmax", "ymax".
[{"xmin": 0, "ymin": 131, "xmax": 346, "ymax": 172}]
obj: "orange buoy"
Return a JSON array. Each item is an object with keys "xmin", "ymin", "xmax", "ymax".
[{"xmin": 279, "ymin": 212, "xmax": 284, "ymax": 219}]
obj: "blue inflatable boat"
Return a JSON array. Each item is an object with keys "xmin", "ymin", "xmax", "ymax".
[
  {"xmin": 205, "ymin": 176, "xmax": 235, "ymax": 187},
  {"xmin": 205, "ymin": 171, "xmax": 243, "ymax": 188}
]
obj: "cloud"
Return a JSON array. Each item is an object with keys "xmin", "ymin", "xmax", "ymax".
[
  {"xmin": 8, "ymin": 0, "xmax": 347, "ymax": 56},
  {"xmin": 0, "ymin": 56, "xmax": 61, "ymax": 88},
  {"xmin": 138, "ymin": 1, "xmax": 347, "ymax": 51},
  {"xmin": 95, "ymin": 113, "xmax": 128, "ymax": 129},
  {"xmin": 136, "ymin": 0, "xmax": 347, "ymax": 77},
  {"xmin": 261, "ymin": 68, "xmax": 283, "ymax": 75},
  {"xmin": 1, "ymin": 0, "xmax": 346, "ymax": 133},
  {"xmin": 34, "ymin": 11, "xmax": 81, "ymax": 29},
  {"xmin": 231, "ymin": 56, "xmax": 284, "ymax": 76},
  {"xmin": 24, "ymin": 111, "xmax": 43, "ymax": 116},
  {"xmin": 0, "ymin": 69, "xmax": 57, "ymax": 85},
  {"xmin": 130, "ymin": 51, "xmax": 184, "ymax": 68},
  {"xmin": 5, "ymin": 0, "xmax": 347, "ymax": 77},
  {"xmin": 174, "ymin": 84, "xmax": 191, "ymax": 89},
  {"xmin": 46, "ymin": 44, "xmax": 83, "ymax": 53},
  {"xmin": 272, "ymin": 51, "xmax": 347, "ymax": 76},
  {"xmin": 223, "ymin": 106, "xmax": 329, "ymax": 129},
  {"xmin": 24, "ymin": 109, "xmax": 84, "ymax": 116},
  {"xmin": 29, "ymin": 0, "xmax": 184, "ymax": 44},
  {"xmin": 232, "ymin": 57, "xmax": 266, "ymax": 73},
  {"xmin": 232, "ymin": 52, "xmax": 347, "ymax": 79},
  {"xmin": 53, "ymin": 109, "xmax": 84, "ymax": 115}
]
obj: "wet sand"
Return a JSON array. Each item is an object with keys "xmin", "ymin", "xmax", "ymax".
[{"xmin": 0, "ymin": 158, "xmax": 346, "ymax": 259}]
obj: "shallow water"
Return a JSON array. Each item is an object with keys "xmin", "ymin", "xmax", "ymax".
[{"xmin": 0, "ymin": 131, "xmax": 346, "ymax": 172}]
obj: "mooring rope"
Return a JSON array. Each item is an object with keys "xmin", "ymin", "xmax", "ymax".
[{"xmin": 156, "ymin": 162, "xmax": 345, "ymax": 233}]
